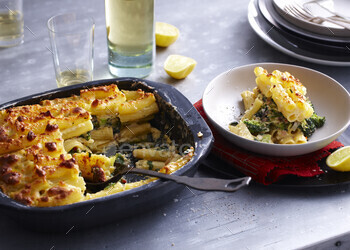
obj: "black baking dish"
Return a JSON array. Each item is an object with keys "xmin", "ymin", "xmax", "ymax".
[{"xmin": 0, "ymin": 78, "xmax": 213, "ymax": 232}]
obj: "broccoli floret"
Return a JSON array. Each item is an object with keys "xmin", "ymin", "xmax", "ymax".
[
  {"xmin": 115, "ymin": 153, "xmax": 125, "ymax": 165},
  {"xmin": 79, "ymin": 131, "xmax": 91, "ymax": 141},
  {"xmin": 299, "ymin": 113, "xmax": 325, "ymax": 138},
  {"xmin": 270, "ymin": 109, "xmax": 284, "ymax": 119},
  {"xmin": 243, "ymin": 119, "xmax": 269, "ymax": 136},
  {"xmin": 272, "ymin": 122, "xmax": 289, "ymax": 131},
  {"xmin": 299, "ymin": 119, "xmax": 316, "ymax": 138},
  {"xmin": 255, "ymin": 105, "xmax": 268, "ymax": 119},
  {"xmin": 147, "ymin": 160, "xmax": 153, "ymax": 170},
  {"xmin": 299, "ymin": 113, "xmax": 326, "ymax": 138},
  {"xmin": 309, "ymin": 113, "xmax": 325, "ymax": 128}
]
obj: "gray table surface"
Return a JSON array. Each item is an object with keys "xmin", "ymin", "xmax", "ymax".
[{"xmin": 1, "ymin": 0, "xmax": 350, "ymax": 249}]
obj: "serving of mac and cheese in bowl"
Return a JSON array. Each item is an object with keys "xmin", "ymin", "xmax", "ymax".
[{"xmin": 203, "ymin": 63, "xmax": 350, "ymax": 156}]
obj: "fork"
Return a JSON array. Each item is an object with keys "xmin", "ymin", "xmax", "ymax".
[
  {"xmin": 284, "ymin": 3, "xmax": 350, "ymax": 30},
  {"xmin": 304, "ymin": 0, "xmax": 350, "ymax": 24}
]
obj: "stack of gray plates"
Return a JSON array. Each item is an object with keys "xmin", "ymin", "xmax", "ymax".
[{"xmin": 248, "ymin": 0, "xmax": 350, "ymax": 66}]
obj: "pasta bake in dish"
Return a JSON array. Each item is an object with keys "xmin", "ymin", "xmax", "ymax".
[
  {"xmin": 229, "ymin": 67, "xmax": 325, "ymax": 144},
  {"xmin": 0, "ymin": 84, "xmax": 194, "ymax": 207}
]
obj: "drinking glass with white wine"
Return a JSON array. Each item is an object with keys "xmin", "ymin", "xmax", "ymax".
[
  {"xmin": 47, "ymin": 13, "xmax": 95, "ymax": 88},
  {"xmin": 0, "ymin": 0, "xmax": 23, "ymax": 47},
  {"xmin": 105, "ymin": 0, "xmax": 155, "ymax": 78}
]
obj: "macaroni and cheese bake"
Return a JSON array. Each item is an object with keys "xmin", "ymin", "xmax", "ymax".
[{"xmin": 0, "ymin": 84, "xmax": 194, "ymax": 207}]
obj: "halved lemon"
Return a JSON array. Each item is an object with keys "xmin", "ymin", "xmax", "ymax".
[
  {"xmin": 164, "ymin": 55, "xmax": 197, "ymax": 80},
  {"xmin": 155, "ymin": 22, "xmax": 179, "ymax": 47},
  {"xmin": 326, "ymin": 146, "xmax": 350, "ymax": 172}
]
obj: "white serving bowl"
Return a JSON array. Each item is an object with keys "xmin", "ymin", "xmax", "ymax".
[{"xmin": 202, "ymin": 63, "xmax": 350, "ymax": 156}]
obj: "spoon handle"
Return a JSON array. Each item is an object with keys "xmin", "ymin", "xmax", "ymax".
[{"xmin": 129, "ymin": 168, "xmax": 251, "ymax": 192}]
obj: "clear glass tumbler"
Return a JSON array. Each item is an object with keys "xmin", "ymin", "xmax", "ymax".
[
  {"xmin": 105, "ymin": 0, "xmax": 155, "ymax": 78},
  {"xmin": 47, "ymin": 13, "xmax": 95, "ymax": 88},
  {"xmin": 0, "ymin": 0, "xmax": 23, "ymax": 47}
]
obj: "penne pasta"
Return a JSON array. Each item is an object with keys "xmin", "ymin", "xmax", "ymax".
[
  {"xmin": 90, "ymin": 127, "xmax": 114, "ymax": 140},
  {"xmin": 64, "ymin": 138, "xmax": 92, "ymax": 153},
  {"xmin": 241, "ymin": 90, "xmax": 256, "ymax": 110},
  {"xmin": 133, "ymin": 148, "xmax": 174, "ymax": 161},
  {"xmin": 241, "ymin": 97, "xmax": 263, "ymax": 121},
  {"xmin": 229, "ymin": 122, "xmax": 254, "ymax": 140},
  {"xmin": 119, "ymin": 122, "xmax": 151, "ymax": 140},
  {"xmin": 136, "ymin": 160, "xmax": 165, "ymax": 170},
  {"xmin": 119, "ymin": 102, "xmax": 159, "ymax": 123}
]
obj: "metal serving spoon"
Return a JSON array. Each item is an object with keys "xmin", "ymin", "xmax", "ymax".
[{"xmin": 86, "ymin": 164, "xmax": 251, "ymax": 192}]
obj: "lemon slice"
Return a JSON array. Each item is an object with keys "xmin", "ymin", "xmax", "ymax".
[
  {"xmin": 326, "ymin": 146, "xmax": 350, "ymax": 172},
  {"xmin": 155, "ymin": 22, "xmax": 179, "ymax": 47},
  {"xmin": 164, "ymin": 55, "xmax": 197, "ymax": 79}
]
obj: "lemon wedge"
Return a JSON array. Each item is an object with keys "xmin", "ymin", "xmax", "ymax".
[
  {"xmin": 164, "ymin": 55, "xmax": 197, "ymax": 79},
  {"xmin": 155, "ymin": 22, "xmax": 179, "ymax": 47},
  {"xmin": 326, "ymin": 146, "xmax": 350, "ymax": 172}
]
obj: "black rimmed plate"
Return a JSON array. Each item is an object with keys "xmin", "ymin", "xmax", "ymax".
[
  {"xmin": 0, "ymin": 78, "xmax": 214, "ymax": 232},
  {"xmin": 248, "ymin": 0, "xmax": 350, "ymax": 66}
]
